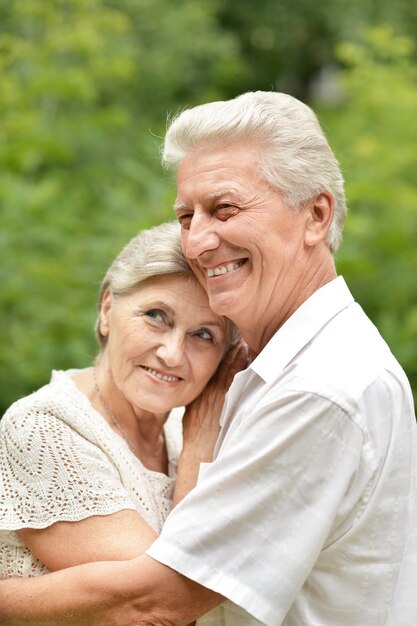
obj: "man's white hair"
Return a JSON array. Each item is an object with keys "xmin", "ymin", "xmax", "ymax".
[{"xmin": 162, "ymin": 91, "xmax": 346, "ymax": 252}]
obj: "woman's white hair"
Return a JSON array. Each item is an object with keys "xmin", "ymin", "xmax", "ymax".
[
  {"xmin": 162, "ymin": 91, "xmax": 346, "ymax": 252},
  {"xmin": 95, "ymin": 221, "xmax": 190, "ymax": 347},
  {"xmin": 95, "ymin": 221, "xmax": 239, "ymax": 348}
]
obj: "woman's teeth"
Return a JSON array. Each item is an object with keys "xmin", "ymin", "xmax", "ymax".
[{"xmin": 145, "ymin": 367, "xmax": 180, "ymax": 382}]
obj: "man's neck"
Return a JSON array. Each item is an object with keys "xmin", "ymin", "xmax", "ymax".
[{"xmin": 240, "ymin": 259, "xmax": 337, "ymax": 356}]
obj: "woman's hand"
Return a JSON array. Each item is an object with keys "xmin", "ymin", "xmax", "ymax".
[
  {"xmin": 182, "ymin": 338, "xmax": 249, "ymax": 460},
  {"xmin": 172, "ymin": 339, "xmax": 249, "ymax": 505}
]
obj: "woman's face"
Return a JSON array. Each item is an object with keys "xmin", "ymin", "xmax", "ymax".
[{"xmin": 100, "ymin": 274, "xmax": 228, "ymax": 414}]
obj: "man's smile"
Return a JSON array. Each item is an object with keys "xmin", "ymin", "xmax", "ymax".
[{"xmin": 203, "ymin": 259, "xmax": 247, "ymax": 278}]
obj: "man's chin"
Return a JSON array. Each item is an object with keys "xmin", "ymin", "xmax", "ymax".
[{"xmin": 208, "ymin": 291, "xmax": 237, "ymax": 317}]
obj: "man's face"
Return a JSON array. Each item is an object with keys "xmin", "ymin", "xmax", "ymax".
[{"xmin": 174, "ymin": 143, "xmax": 311, "ymax": 340}]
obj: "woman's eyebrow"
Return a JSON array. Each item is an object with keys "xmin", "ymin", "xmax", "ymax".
[
  {"xmin": 197, "ymin": 319, "xmax": 226, "ymax": 330},
  {"xmin": 141, "ymin": 301, "xmax": 175, "ymax": 316}
]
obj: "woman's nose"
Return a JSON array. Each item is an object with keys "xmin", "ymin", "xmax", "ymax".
[{"xmin": 155, "ymin": 332, "xmax": 185, "ymax": 368}]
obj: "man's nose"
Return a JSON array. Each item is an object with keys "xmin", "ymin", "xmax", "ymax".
[
  {"xmin": 183, "ymin": 213, "xmax": 220, "ymax": 260},
  {"xmin": 155, "ymin": 332, "xmax": 185, "ymax": 368}
]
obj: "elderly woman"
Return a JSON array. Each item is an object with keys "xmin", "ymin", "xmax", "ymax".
[{"xmin": 0, "ymin": 221, "xmax": 242, "ymax": 578}]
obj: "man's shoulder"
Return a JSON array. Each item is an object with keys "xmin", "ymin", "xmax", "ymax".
[
  {"xmin": 264, "ymin": 300, "xmax": 409, "ymax": 412},
  {"xmin": 305, "ymin": 300, "xmax": 402, "ymax": 380}
]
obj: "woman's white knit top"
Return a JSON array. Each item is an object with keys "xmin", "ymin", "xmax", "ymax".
[{"xmin": 0, "ymin": 369, "xmax": 182, "ymax": 578}]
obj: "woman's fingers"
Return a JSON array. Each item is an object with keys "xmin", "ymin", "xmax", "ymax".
[{"xmin": 217, "ymin": 339, "xmax": 250, "ymax": 390}]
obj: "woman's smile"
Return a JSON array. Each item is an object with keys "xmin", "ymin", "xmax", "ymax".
[{"xmin": 139, "ymin": 365, "xmax": 183, "ymax": 385}]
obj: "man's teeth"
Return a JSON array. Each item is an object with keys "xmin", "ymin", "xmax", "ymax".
[
  {"xmin": 145, "ymin": 368, "xmax": 180, "ymax": 382},
  {"xmin": 206, "ymin": 261, "xmax": 242, "ymax": 278}
]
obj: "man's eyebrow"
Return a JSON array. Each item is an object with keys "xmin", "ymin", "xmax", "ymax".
[
  {"xmin": 173, "ymin": 201, "xmax": 189, "ymax": 213},
  {"xmin": 205, "ymin": 188, "xmax": 237, "ymax": 201},
  {"xmin": 173, "ymin": 188, "xmax": 238, "ymax": 213}
]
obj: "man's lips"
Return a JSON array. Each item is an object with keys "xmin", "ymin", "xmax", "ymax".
[{"xmin": 204, "ymin": 259, "xmax": 246, "ymax": 278}]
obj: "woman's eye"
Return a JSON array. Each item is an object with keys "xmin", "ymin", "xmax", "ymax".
[
  {"xmin": 194, "ymin": 328, "xmax": 214, "ymax": 342},
  {"xmin": 145, "ymin": 309, "xmax": 165, "ymax": 323}
]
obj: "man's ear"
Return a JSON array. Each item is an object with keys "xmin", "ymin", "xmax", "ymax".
[
  {"xmin": 99, "ymin": 289, "xmax": 112, "ymax": 337},
  {"xmin": 304, "ymin": 192, "xmax": 334, "ymax": 247}
]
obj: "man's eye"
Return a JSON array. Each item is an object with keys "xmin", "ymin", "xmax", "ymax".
[
  {"xmin": 145, "ymin": 309, "xmax": 165, "ymax": 323},
  {"xmin": 216, "ymin": 205, "xmax": 238, "ymax": 221},
  {"xmin": 178, "ymin": 214, "xmax": 192, "ymax": 230},
  {"xmin": 194, "ymin": 328, "xmax": 214, "ymax": 342}
]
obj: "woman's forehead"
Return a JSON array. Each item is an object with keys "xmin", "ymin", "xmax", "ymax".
[{"xmin": 129, "ymin": 274, "xmax": 226, "ymax": 325}]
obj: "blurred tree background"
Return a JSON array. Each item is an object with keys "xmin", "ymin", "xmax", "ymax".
[{"xmin": 1, "ymin": 0, "xmax": 416, "ymax": 414}]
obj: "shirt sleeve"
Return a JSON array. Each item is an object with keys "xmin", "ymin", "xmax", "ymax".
[
  {"xmin": 0, "ymin": 406, "xmax": 136, "ymax": 531},
  {"xmin": 147, "ymin": 389, "xmax": 369, "ymax": 626}
]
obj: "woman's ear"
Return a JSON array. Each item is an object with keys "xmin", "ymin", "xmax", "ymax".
[
  {"xmin": 304, "ymin": 192, "xmax": 334, "ymax": 247},
  {"xmin": 99, "ymin": 289, "xmax": 112, "ymax": 337}
]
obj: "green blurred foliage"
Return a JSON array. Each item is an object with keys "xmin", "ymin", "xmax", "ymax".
[
  {"xmin": 317, "ymin": 27, "xmax": 417, "ymax": 404},
  {"xmin": 216, "ymin": 0, "xmax": 417, "ymax": 98},
  {"xmin": 0, "ymin": 0, "xmax": 244, "ymax": 410},
  {"xmin": 0, "ymin": 1, "xmax": 416, "ymax": 413}
]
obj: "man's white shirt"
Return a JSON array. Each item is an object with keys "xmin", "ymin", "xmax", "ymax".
[{"xmin": 148, "ymin": 277, "xmax": 417, "ymax": 625}]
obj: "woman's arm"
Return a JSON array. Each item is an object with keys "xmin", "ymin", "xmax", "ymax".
[
  {"xmin": 17, "ymin": 509, "xmax": 156, "ymax": 570},
  {"xmin": 0, "ymin": 553, "xmax": 223, "ymax": 625}
]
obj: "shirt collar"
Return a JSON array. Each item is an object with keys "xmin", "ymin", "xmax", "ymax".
[{"xmin": 250, "ymin": 276, "xmax": 355, "ymax": 383}]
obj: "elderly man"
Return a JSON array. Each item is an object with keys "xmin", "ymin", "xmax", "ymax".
[{"xmin": 1, "ymin": 91, "xmax": 416, "ymax": 625}]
